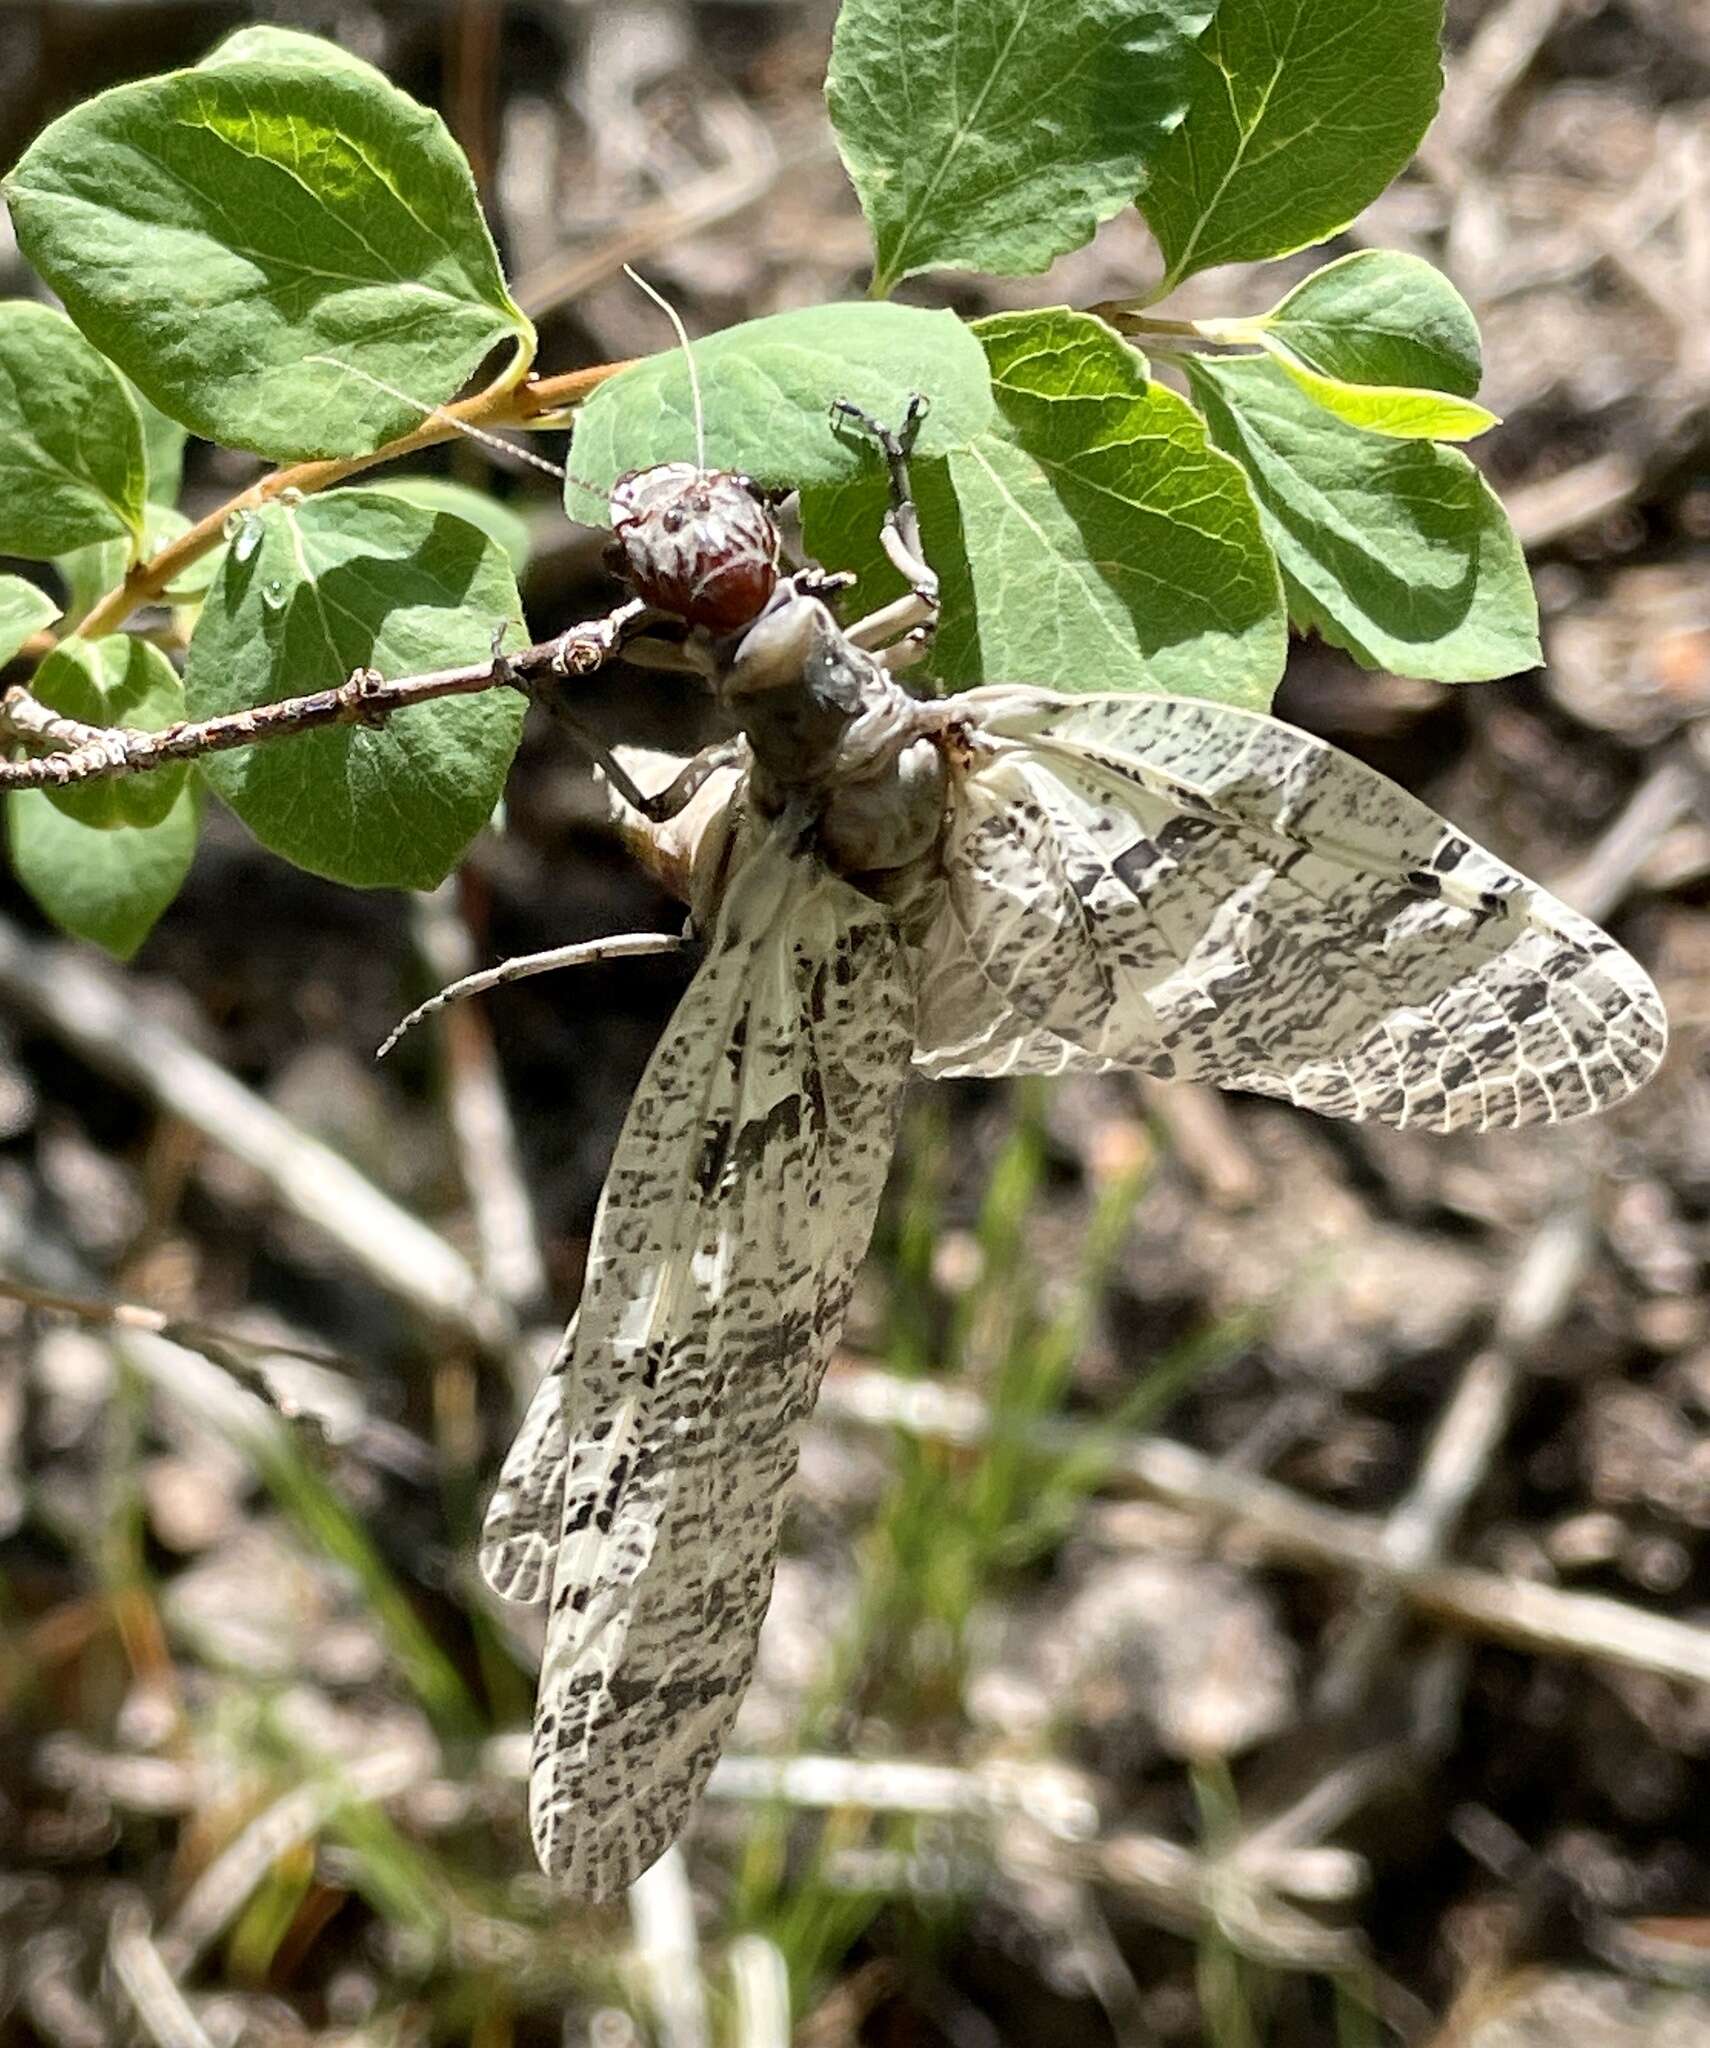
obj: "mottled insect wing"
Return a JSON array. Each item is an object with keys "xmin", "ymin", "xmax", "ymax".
[
  {"xmin": 521, "ymin": 833, "xmax": 913, "ymax": 1900},
  {"xmin": 487, "ymin": 672, "xmax": 1664, "ymax": 1898},
  {"xmin": 914, "ymin": 689, "xmax": 1665, "ymax": 1129},
  {"xmin": 479, "ymin": 1319, "xmax": 574, "ymax": 1604}
]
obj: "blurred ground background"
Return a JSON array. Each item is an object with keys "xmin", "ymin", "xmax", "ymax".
[{"xmin": 3, "ymin": 2, "xmax": 1710, "ymax": 2043}]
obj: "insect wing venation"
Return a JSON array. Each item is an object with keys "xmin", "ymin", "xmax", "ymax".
[
  {"xmin": 480, "ymin": 1314, "xmax": 576, "ymax": 1604},
  {"xmin": 526, "ymin": 834, "xmax": 912, "ymax": 1898},
  {"xmin": 913, "ymin": 690, "xmax": 1665, "ymax": 1130}
]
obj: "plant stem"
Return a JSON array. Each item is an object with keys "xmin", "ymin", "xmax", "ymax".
[
  {"xmin": 1087, "ymin": 306, "xmax": 1205, "ymax": 336},
  {"xmin": 0, "ymin": 605, "xmax": 646, "ymax": 792},
  {"xmin": 73, "ymin": 357, "xmax": 631, "ymax": 642}
]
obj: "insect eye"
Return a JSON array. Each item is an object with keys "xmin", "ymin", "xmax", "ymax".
[{"xmin": 663, "ymin": 509, "xmax": 685, "ymax": 534}]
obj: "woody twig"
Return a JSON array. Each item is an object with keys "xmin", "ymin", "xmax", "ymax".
[
  {"xmin": 0, "ymin": 601, "xmax": 650, "ymax": 794},
  {"xmin": 56, "ymin": 357, "xmax": 627, "ymax": 648}
]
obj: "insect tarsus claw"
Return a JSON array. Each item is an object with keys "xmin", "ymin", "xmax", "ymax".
[
  {"xmin": 489, "ymin": 622, "xmax": 518, "ymax": 689},
  {"xmin": 899, "ymin": 392, "xmax": 930, "ymax": 450}
]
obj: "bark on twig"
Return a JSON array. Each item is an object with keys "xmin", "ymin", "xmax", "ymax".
[{"xmin": 0, "ymin": 610, "xmax": 645, "ymax": 793}]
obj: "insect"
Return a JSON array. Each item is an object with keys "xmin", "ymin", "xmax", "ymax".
[{"xmin": 384, "ymin": 368, "xmax": 1666, "ymax": 1899}]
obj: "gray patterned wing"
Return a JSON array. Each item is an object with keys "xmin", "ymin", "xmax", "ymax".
[
  {"xmin": 479, "ymin": 1318, "xmax": 574, "ymax": 1604},
  {"xmin": 528, "ymin": 836, "xmax": 912, "ymax": 1899},
  {"xmin": 912, "ymin": 689, "xmax": 1665, "ymax": 1130},
  {"xmin": 476, "ymin": 754, "xmax": 749, "ymax": 1608}
]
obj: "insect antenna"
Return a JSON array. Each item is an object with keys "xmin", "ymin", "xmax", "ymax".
[
  {"xmin": 303, "ymin": 356, "xmax": 571, "ymax": 484},
  {"xmin": 621, "ymin": 264, "xmax": 707, "ymax": 474}
]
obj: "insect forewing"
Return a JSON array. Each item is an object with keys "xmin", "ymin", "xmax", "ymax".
[
  {"xmin": 480, "ymin": 1316, "xmax": 575, "ymax": 1604},
  {"xmin": 523, "ymin": 833, "xmax": 912, "ymax": 1899},
  {"xmin": 914, "ymin": 690, "xmax": 1665, "ymax": 1130}
]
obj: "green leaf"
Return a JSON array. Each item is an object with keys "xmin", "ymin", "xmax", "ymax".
[
  {"xmin": 53, "ymin": 539, "xmax": 120, "ymax": 634},
  {"xmin": 184, "ymin": 490, "xmax": 527, "ymax": 889},
  {"xmin": 1139, "ymin": 0, "xmax": 1445, "ymax": 293},
  {"xmin": 132, "ymin": 379, "xmax": 190, "ymax": 506},
  {"xmin": 1256, "ymin": 338, "xmax": 1497, "ymax": 441},
  {"xmin": 0, "ymin": 576, "xmax": 60, "ymax": 666},
  {"xmin": 803, "ymin": 310, "xmax": 1285, "ymax": 708},
  {"xmin": 371, "ymin": 477, "xmax": 532, "ymax": 576},
  {"xmin": 1198, "ymin": 253, "xmax": 1497, "ymax": 440},
  {"xmin": 1186, "ymin": 354, "xmax": 1539, "ymax": 682},
  {"xmin": 827, "ymin": 0, "xmax": 1214, "ymax": 294},
  {"xmin": 1251, "ymin": 251, "xmax": 1482, "ymax": 396},
  {"xmin": 0, "ymin": 301, "xmax": 146, "ymax": 558},
  {"xmin": 566, "ymin": 303, "xmax": 995, "ymax": 514},
  {"xmin": 198, "ymin": 24, "xmax": 392, "ymax": 81},
  {"xmin": 4, "ymin": 53, "xmax": 532, "ymax": 461},
  {"xmin": 8, "ymin": 779, "xmax": 199, "ymax": 960},
  {"xmin": 35, "ymin": 634, "xmax": 189, "ymax": 829}
]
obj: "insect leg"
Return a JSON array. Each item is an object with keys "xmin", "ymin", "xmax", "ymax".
[
  {"xmin": 377, "ymin": 930, "xmax": 690, "ymax": 1059},
  {"xmin": 578, "ymin": 725, "xmax": 741, "ymax": 825},
  {"xmin": 623, "ymin": 738, "xmax": 746, "ymax": 822},
  {"xmin": 829, "ymin": 395, "xmax": 940, "ymax": 664},
  {"xmin": 538, "ymin": 623, "xmax": 727, "ymax": 822}
]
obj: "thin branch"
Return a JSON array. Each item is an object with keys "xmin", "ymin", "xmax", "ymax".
[
  {"xmin": 0, "ymin": 607, "xmax": 645, "ymax": 793},
  {"xmin": 1084, "ymin": 305, "xmax": 1209, "ymax": 339},
  {"xmin": 0, "ymin": 688, "xmax": 107, "ymax": 752},
  {"xmin": 71, "ymin": 358, "xmax": 627, "ymax": 643},
  {"xmin": 0, "ymin": 915, "xmax": 508, "ymax": 1352}
]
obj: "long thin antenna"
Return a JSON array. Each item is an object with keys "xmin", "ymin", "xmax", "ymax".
[
  {"xmin": 305, "ymin": 356, "xmax": 569, "ymax": 483},
  {"xmin": 622, "ymin": 265, "xmax": 706, "ymax": 473}
]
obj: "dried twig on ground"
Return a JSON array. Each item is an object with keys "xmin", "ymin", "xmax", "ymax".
[
  {"xmin": 107, "ymin": 1906, "xmax": 216, "ymax": 2048},
  {"xmin": 407, "ymin": 882, "xmax": 549, "ymax": 1321},
  {"xmin": 819, "ymin": 1363, "xmax": 1710, "ymax": 1689},
  {"xmin": 629, "ymin": 1849, "xmax": 711, "ymax": 2048},
  {"xmin": 157, "ymin": 1749, "xmax": 426, "ymax": 1981},
  {"xmin": 514, "ymin": 111, "xmax": 832, "ymax": 319},
  {"xmin": 1552, "ymin": 756, "xmax": 1702, "ymax": 923},
  {"xmin": 726, "ymin": 1935, "xmax": 792, "ymax": 2048},
  {"xmin": 1505, "ymin": 450, "xmax": 1662, "ymax": 551},
  {"xmin": 0, "ymin": 916, "xmax": 508, "ymax": 1351},
  {"xmin": 1314, "ymin": 1207, "xmax": 1593, "ymax": 1725}
]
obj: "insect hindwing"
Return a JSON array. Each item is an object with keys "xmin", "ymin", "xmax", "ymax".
[
  {"xmin": 913, "ymin": 690, "xmax": 1665, "ymax": 1130},
  {"xmin": 514, "ymin": 832, "xmax": 911, "ymax": 1899}
]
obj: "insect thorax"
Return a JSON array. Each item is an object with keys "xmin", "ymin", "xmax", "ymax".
[{"xmin": 723, "ymin": 586, "xmax": 948, "ymax": 888}]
